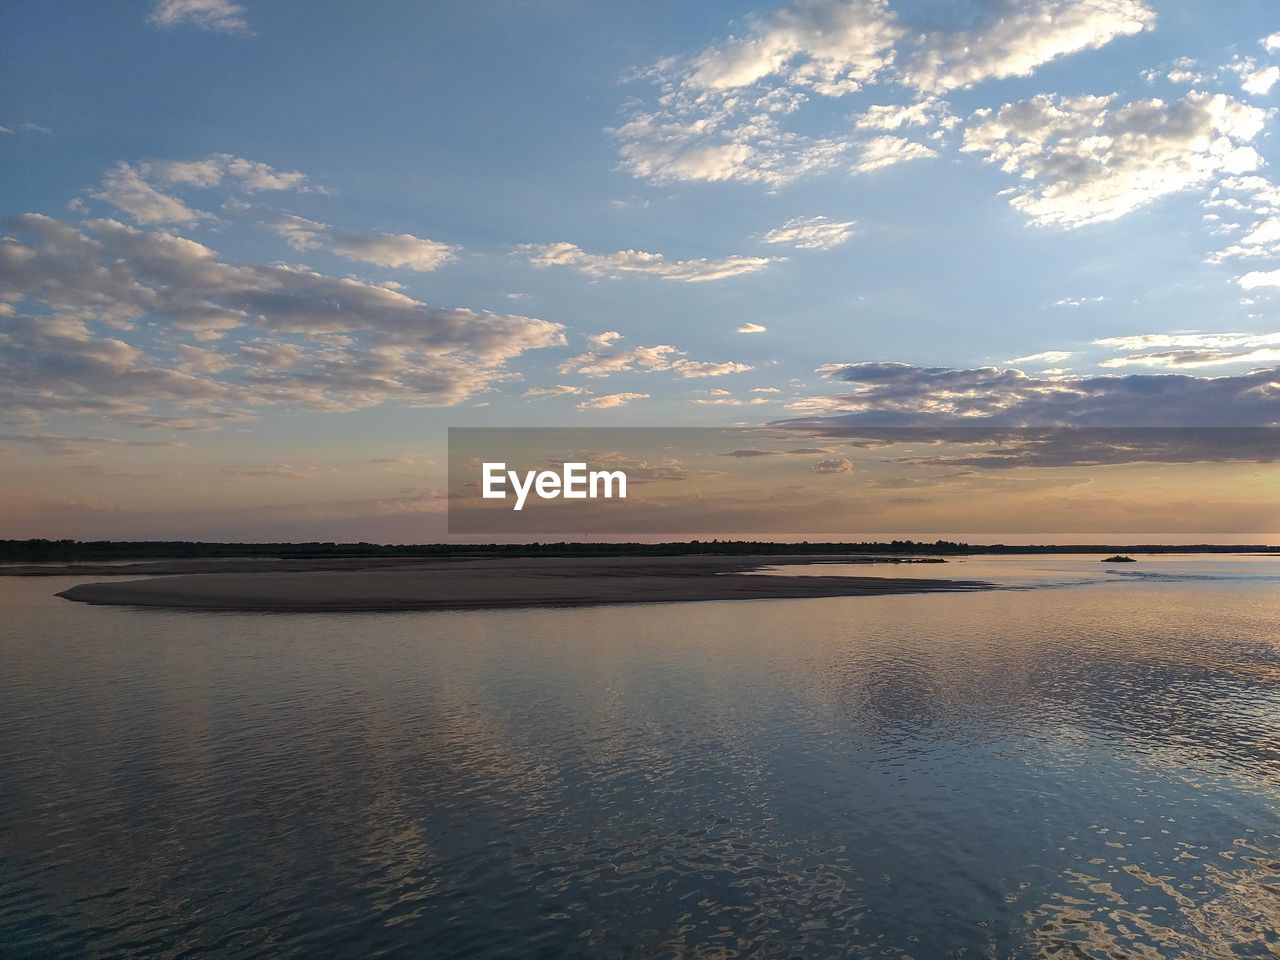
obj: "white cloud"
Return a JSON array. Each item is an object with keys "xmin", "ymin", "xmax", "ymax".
[
  {"xmin": 268, "ymin": 216, "xmax": 457, "ymax": 272},
  {"xmin": 524, "ymin": 385, "xmax": 590, "ymax": 398},
  {"xmin": 851, "ymin": 135, "xmax": 937, "ymax": 173},
  {"xmin": 522, "ymin": 242, "xmax": 777, "ymax": 282},
  {"xmin": 737, "ymin": 322, "xmax": 767, "ymax": 334},
  {"xmin": 614, "ymin": 0, "xmax": 1159, "ymax": 191},
  {"xmin": 685, "ymin": 0, "xmax": 902, "ymax": 95},
  {"xmin": 903, "ymin": 0, "xmax": 1155, "ymax": 94},
  {"xmin": 763, "ymin": 215, "xmax": 856, "ymax": 250},
  {"xmin": 91, "ymin": 155, "xmax": 312, "ymax": 226},
  {"xmin": 91, "ymin": 163, "xmax": 206, "ymax": 225},
  {"xmin": 1238, "ymin": 269, "xmax": 1280, "ymax": 290},
  {"xmin": 962, "ymin": 91, "xmax": 1268, "ymax": 227},
  {"xmin": 611, "ymin": 0, "xmax": 903, "ymax": 187},
  {"xmin": 752, "ymin": 386, "xmax": 782, "ymax": 393},
  {"xmin": 330, "ymin": 232, "xmax": 456, "ymax": 272},
  {"xmin": 1241, "ymin": 64, "xmax": 1280, "ymax": 97},
  {"xmin": 559, "ymin": 342, "xmax": 680, "ymax": 377},
  {"xmin": 148, "ymin": 0, "xmax": 248, "ymax": 33},
  {"xmin": 1144, "ymin": 58, "xmax": 1208, "ymax": 86},
  {"xmin": 268, "ymin": 214, "xmax": 326, "ymax": 250},
  {"xmin": 1265, "ymin": 33, "xmax": 1280, "ymax": 54},
  {"xmin": 1007, "ymin": 350, "xmax": 1073, "ymax": 365},
  {"xmin": 854, "ymin": 97, "xmax": 953, "ymax": 131},
  {"xmin": 1051, "ymin": 296, "xmax": 1106, "ymax": 307},
  {"xmin": 577, "ymin": 392, "xmax": 649, "ymax": 410},
  {"xmin": 558, "ymin": 334, "xmax": 752, "ymax": 379},
  {"xmin": 1202, "ymin": 176, "xmax": 1280, "ymax": 264},
  {"xmin": 671, "ymin": 359, "xmax": 754, "ymax": 378},
  {"xmin": 611, "ymin": 107, "xmax": 852, "ymax": 187},
  {"xmin": 586, "ymin": 331, "xmax": 624, "ymax": 350},
  {"xmin": 157, "ymin": 154, "xmax": 309, "ymax": 192}
]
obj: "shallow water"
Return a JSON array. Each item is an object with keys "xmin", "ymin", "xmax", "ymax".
[{"xmin": 2, "ymin": 560, "xmax": 1279, "ymax": 958}]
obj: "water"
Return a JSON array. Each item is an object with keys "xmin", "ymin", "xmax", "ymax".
[{"xmin": 1, "ymin": 559, "xmax": 1278, "ymax": 958}]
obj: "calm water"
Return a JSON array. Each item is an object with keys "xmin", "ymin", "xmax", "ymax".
[{"xmin": 2, "ymin": 558, "xmax": 1279, "ymax": 958}]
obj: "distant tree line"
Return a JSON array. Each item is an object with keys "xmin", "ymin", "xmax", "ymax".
[{"xmin": 2, "ymin": 538, "xmax": 1277, "ymax": 562}]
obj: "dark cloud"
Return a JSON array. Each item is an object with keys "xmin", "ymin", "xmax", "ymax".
[{"xmin": 774, "ymin": 362, "xmax": 1280, "ymax": 465}]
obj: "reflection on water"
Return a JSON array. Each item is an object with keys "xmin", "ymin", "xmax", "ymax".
[
  {"xmin": 1, "ymin": 561, "xmax": 1279, "ymax": 958},
  {"xmin": 754, "ymin": 551, "xmax": 1280, "ymax": 589}
]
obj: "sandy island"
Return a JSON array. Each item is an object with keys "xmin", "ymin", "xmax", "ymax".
[{"xmin": 44, "ymin": 555, "xmax": 992, "ymax": 612}]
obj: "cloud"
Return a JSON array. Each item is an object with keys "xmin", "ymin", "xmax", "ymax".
[
  {"xmin": 903, "ymin": 0, "xmax": 1155, "ymax": 93},
  {"xmin": 157, "ymin": 155, "xmax": 309, "ymax": 192},
  {"xmin": 1266, "ymin": 33, "xmax": 1280, "ymax": 54},
  {"xmin": 148, "ymin": 0, "xmax": 249, "ymax": 33},
  {"xmin": 1238, "ymin": 269, "xmax": 1280, "ymax": 289},
  {"xmin": 330, "ymin": 232, "xmax": 456, "ymax": 272},
  {"xmin": 962, "ymin": 91, "xmax": 1268, "ymax": 227},
  {"xmin": 0, "ymin": 433, "xmax": 183, "ymax": 456},
  {"xmin": 0, "ymin": 213, "xmax": 565, "ymax": 423},
  {"xmin": 267, "ymin": 215, "xmax": 457, "ymax": 272},
  {"xmin": 577, "ymin": 392, "xmax": 650, "ymax": 410},
  {"xmin": 685, "ymin": 0, "xmax": 902, "ymax": 95},
  {"xmin": 853, "ymin": 97, "xmax": 953, "ymax": 131},
  {"xmin": 268, "ymin": 214, "xmax": 326, "ymax": 250},
  {"xmin": 613, "ymin": 0, "xmax": 1160, "ymax": 190},
  {"xmin": 1241, "ymin": 65, "xmax": 1280, "ymax": 96},
  {"xmin": 737, "ymin": 322, "xmax": 767, "ymax": 334},
  {"xmin": 810, "ymin": 456, "xmax": 853, "ymax": 473},
  {"xmin": 851, "ymin": 136, "xmax": 937, "ymax": 173},
  {"xmin": 559, "ymin": 342, "xmax": 680, "ymax": 377},
  {"xmin": 1095, "ymin": 331, "xmax": 1280, "ymax": 368},
  {"xmin": 91, "ymin": 163, "xmax": 206, "ymax": 225},
  {"xmin": 784, "ymin": 360, "xmax": 1280, "ymax": 427},
  {"xmin": 522, "ymin": 242, "xmax": 777, "ymax": 282},
  {"xmin": 1007, "ymin": 350, "xmax": 1072, "ymax": 364},
  {"xmin": 1202, "ymin": 175, "xmax": 1280, "ymax": 264},
  {"xmin": 220, "ymin": 464, "xmax": 311, "ymax": 480},
  {"xmin": 558, "ymin": 342, "xmax": 752, "ymax": 380},
  {"xmin": 610, "ymin": 0, "xmax": 904, "ymax": 187},
  {"xmin": 671, "ymin": 359, "xmax": 754, "ymax": 378},
  {"xmin": 1051, "ymin": 296, "xmax": 1106, "ymax": 307},
  {"xmin": 1149, "ymin": 58, "xmax": 1209, "ymax": 86},
  {"xmin": 751, "ymin": 386, "xmax": 782, "ymax": 392},
  {"xmin": 762, "ymin": 215, "xmax": 856, "ymax": 250},
  {"xmin": 612, "ymin": 105, "xmax": 852, "ymax": 187},
  {"xmin": 0, "ymin": 122, "xmax": 52, "ymax": 136},
  {"xmin": 524, "ymin": 385, "xmax": 589, "ymax": 398},
  {"xmin": 91, "ymin": 155, "xmax": 313, "ymax": 225},
  {"xmin": 586, "ymin": 331, "xmax": 623, "ymax": 350},
  {"xmin": 557, "ymin": 333, "xmax": 752, "ymax": 379}
]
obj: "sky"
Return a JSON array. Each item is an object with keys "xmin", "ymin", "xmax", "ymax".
[{"xmin": 3, "ymin": 0, "xmax": 1280, "ymax": 541}]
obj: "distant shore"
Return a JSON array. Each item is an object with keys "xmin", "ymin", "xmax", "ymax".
[
  {"xmin": 52, "ymin": 555, "xmax": 991, "ymax": 612},
  {"xmin": 6, "ymin": 538, "xmax": 1279, "ymax": 565}
]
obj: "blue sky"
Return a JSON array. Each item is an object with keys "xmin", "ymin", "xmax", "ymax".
[{"xmin": 3, "ymin": 0, "xmax": 1280, "ymax": 538}]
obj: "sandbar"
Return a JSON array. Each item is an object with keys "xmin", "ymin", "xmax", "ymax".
[{"xmin": 53, "ymin": 555, "xmax": 991, "ymax": 612}]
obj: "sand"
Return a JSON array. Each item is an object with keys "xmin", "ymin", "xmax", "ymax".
[{"xmin": 51, "ymin": 554, "xmax": 991, "ymax": 612}]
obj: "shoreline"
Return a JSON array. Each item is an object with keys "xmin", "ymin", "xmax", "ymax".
[{"xmin": 53, "ymin": 554, "xmax": 993, "ymax": 612}]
